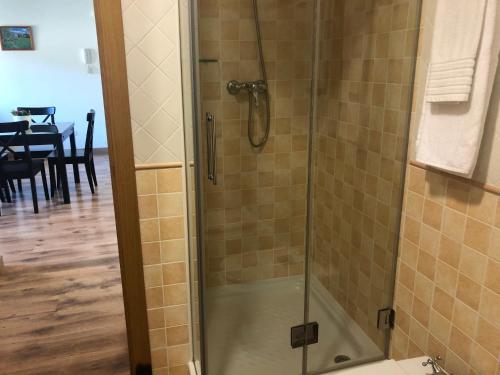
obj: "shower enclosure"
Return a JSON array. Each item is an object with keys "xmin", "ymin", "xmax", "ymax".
[{"xmin": 179, "ymin": 0, "xmax": 422, "ymax": 374}]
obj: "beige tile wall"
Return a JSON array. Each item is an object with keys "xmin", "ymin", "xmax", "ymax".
[
  {"xmin": 391, "ymin": 1, "xmax": 500, "ymax": 374},
  {"xmin": 136, "ymin": 167, "xmax": 190, "ymax": 375},
  {"xmin": 392, "ymin": 166, "xmax": 500, "ymax": 375},
  {"xmin": 311, "ymin": 0, "xmax": 420, "ymax": 349},
  {"xmin": 124, "ymin": 0, "xmax": 192, "ymax": 370},
  {"xmin": 197, "ymin": 0, "xmax": 314, "ymax": 286}
]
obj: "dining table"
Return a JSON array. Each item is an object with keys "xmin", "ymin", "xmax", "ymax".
[{"xmin": 0, "ymin": 122, "xmax": 76, "ymax": 204}]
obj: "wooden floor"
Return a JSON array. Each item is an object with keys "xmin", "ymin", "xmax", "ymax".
[{"xmin": 0, "ymin": 156, "xmax": 129, "ymax": 374}]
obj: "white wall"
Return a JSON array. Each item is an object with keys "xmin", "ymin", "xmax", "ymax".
[{"xmin": 0, "ymin": 0, "xmax": 107, "ymax": 149}]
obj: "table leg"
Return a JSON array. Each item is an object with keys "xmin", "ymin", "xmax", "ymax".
[
  {"xmin": 70, "ymin": 131, "xmax": 80, "ymax": 184},
  {"xmin": 56, "ymin": 138, "xmax": 71, "ymax": 204}
]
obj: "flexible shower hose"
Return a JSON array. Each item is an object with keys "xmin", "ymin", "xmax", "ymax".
[{"xmin": 248, "ymin": 0, "xmax": 271, "ymax": 148}]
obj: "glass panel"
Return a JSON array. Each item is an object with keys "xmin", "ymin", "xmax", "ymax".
[
  {"xmin": 306, "ymin": 0, "xmax": 422, "ymax": 373},
  {"xmin": 194, "ymin": 0, "xmax": 317, "ymax": 374},
  {"xmin": 178, "ymin": 0, "xmax": 202, "ymax": 372}
]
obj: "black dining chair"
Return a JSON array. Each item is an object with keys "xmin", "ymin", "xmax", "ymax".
[
  {"xmin": 17, "ymin": 106, "xmax": 56, "ymax": 124},
  {"xmin": 8, "ymin": 124, "xmax": 59, "ymax": 195},
  {"xmin": 15, "ymin": 107, "xmax": 58, "ymax": 159},
  {"xmin": 48, "ymin": 110, "xmax": 97, "ymax": 195},
  {"xmin": 24, "ymin": 124, "xmax": 60, "ymax": 158},
  {"xmin": 0, "ymin": 121, "xmax": 50, "ymax": 215}
]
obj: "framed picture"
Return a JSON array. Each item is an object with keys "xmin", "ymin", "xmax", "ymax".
[{"xmin": 0, "ymin": 26, "xmax": 34, "ymax": 51}]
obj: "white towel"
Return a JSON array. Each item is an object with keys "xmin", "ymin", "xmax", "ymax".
[
  {"xmin": 426, "ymin": 0, "xmax": 487, "ymax": 102},
  {"xmin": 416, "ymin": 0, "xmax": 500, "ymax": 178}
]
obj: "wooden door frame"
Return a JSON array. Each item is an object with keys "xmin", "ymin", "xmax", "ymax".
[{"xmin": 93, "ymin": 1, "xmax": 151, "ymax": 374}]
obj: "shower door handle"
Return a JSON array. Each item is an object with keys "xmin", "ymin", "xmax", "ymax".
[{"xmin": 206, "ymin": 112, "xmax": 217, "ymax": 185}]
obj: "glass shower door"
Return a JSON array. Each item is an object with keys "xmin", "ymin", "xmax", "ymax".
[
  {"xmin": 178, "ymin": 0, "xmax": 203, "ymax": 372},
  {"xmin": 193, "ymin": 0, "xmax": 317, "ymax": 374},
  {"xmin": 305, "ymin": 0, "xmax": 422, "ymax": 373},
  {"xmin": 181, "ymin": 0, "xmax": 422, "ymax": 373}
]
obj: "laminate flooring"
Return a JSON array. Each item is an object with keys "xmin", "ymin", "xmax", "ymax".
[{"xmin": 0, "ymin": 156, "xmax": 129, "ymax": 374}]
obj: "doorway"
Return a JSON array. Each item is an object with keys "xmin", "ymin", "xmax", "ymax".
[{"xmin": 0, "ymin": 0, "xmax": 150, "ymax": 373}]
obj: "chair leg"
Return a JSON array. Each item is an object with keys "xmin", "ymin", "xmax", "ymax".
[
  {"xmin": 4, "ymin": 181, "xmax": 12, "ymax": 203},
  {"xmin": 0, "ymin": 182, "xmax": 6, "ymax": 203},
  {"xmin": 72, "ymin": 159, "xmax": 80, "ymax": 184},
  {"xmin": 17, "ymin": 179, "xmax": 23, "ymax": 193},
  {"xmin": 48, "ymin": 161, "xmax": 56, "ymax": 197},
  {"xmin": 73, "ymin": 163, "xmax": 81, "ymax": 186},
  {"xmin": 84, "ymin": 162, "xmax": 95, "ymax": 194},
  {"xmin": 90, "ymin": 159, "xmax": 98, "ymax": 186},
  {"xmin": 8, "ymin": 179, "xmax": 16, "ymax": 194},
  {"xmin": 41, "ymin": 167, "xmax": 50, "ymax": 201},
  {"xmin": 29, "ymin": 176, "xmax": 39, "ymax": 214}
]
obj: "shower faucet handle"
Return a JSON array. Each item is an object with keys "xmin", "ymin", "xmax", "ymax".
[
  {"xmin": 227, "ymin": 79, "xmax": 267, "ymax": 95},
  {"xmin": 227, "ymin": 80, "xmax": 245, "ymax": 95}
]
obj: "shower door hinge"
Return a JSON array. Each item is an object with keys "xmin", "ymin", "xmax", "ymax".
[
  {"xmin": 377, "ymin": 308, "xmax": 395, "ymax": 330},
  {"xmin": 290, "ymin": 322, "xmax": 319, "ymax": 348}
]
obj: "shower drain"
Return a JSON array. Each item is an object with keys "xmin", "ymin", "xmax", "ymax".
[{"xmin": 334, "ymin": 354, "xmax": 351, "ymax": 363}]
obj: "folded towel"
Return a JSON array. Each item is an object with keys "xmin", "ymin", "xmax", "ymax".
[
  {"xmin": 426, "ymin": 0, "xmax": 487, "ymax": 102},
  {"xmin": 416, "ymin": 0, "xmax": 500, "ymax": 178}
]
